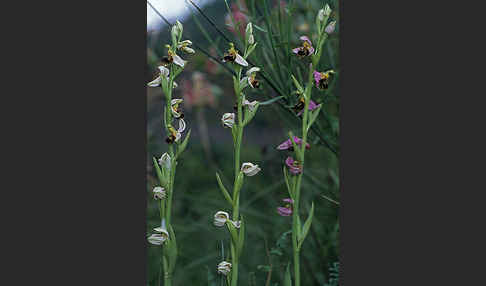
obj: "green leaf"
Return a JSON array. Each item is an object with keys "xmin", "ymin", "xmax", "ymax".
[
  {"xmin": 288, "ymin": 131, "xmax": 303, "ymax": 161},
  {"xmin": 291, "ymin": 74, "xmax": 304, "ymax": 93},
  {"xmin": 237, "ymin": 216, "xmax": 245, "ymax": 256},
  {"xmin": 152, "ymin": 157, "xmax": 167, "ymax": 187},
  {"xmin": 283, "ymin": 166, "xmax": 294, "ymax": 200},
  {"xmin": 176, "ymin": 129, "xmax": 191, "ymax": 157},
  {"xmin": 167, "ymin": 224, "xmax": 178, "ymax": 273},
  {"xmin": 298, "ymin": 202, "xmax": 315, "ymax": 250},
  {"xmin": 216, "ymin": 172, "xmax": 233, "ymax": 206},
  {"xmin": 245, "ymin": 42, "xmax": 258, "ymax": 58},
  {"xmin": 253, "ymin": 24, "xmax": 267, "ymax": 33},
  {"xmin": 233, "ymin": 172, "xmax": 245, "ymax": 204},
  {"xmin": 259, "ymin": 95, "xmax": 285, "ymax": 105},
  {"xmin": 226, "ymin": 221, "xmax": 239, "ymax": 246},
  {"xmin": 284, "ymin": 263, "xmax": 292, "ymax": 286},
  {"xmin": 306, "ymin": 105, "xmax": 323, "ymax": 132},
  {"xmin": 243, "ymin": 103, "xmax": 260, "ymax": 126}
]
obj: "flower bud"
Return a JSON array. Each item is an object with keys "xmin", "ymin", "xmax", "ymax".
[
  {"xmin": 241, "ymin": 162, "xmax": 261, "ymax": 176},
  {"xmin": 214, "ymin": 211, "xmax": 230, "ymax": 227},
  {"xmin": 248, "ymin": 34, "xmax": 254, "ymax": 45},
  {"xmin": 171, "ymin": 20, "xmax": 183, "ymax": 41},
  {"xmin": 323, "ymin": 4, "xmax": 332, "ymax": 17},
  {"xmin": 318, "ymin": 9, "xmax": 325, "ymax": 21},
  {"xmin": 245, "ymin": 22, "xmax": 253, "ymax": 35},
  {"xmin": 153, "ymin": 186, "xmax": 166, "ymax": 200},
  {"xmin": 158, "ymin": 153, "xmax": 171, "ymax": 170},
  {"xmin": 221, "ymin": 113, "xmax": 235, "ymax": 128},
  {"xmin": 217, "ymin": 261, "xmax": 232, "ymax": 275},
  {"xmin": 325, "ymin": 21, "xmax": 336, "ymax": 34}
]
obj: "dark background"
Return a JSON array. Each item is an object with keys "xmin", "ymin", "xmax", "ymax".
[{"xmin": 2, "ymin": 0, "xmax": 484, "ymax": 285}]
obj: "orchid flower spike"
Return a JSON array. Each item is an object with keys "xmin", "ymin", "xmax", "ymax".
[
  {"xmin": 222, "ymin": 43, "xmax": 248, "ymax": 67},
  {"xmin": 276, "ymin": 136, "xmax": 310, "ymax": 151},
  {"xmin": 171, "ymin": 98, "xmax": 184, "ymax": 119},
  {"xmin": 158, "ymin": 153, "xmax": 171, "ymax": 170},
  {"xmin": 292, "ymin": 36, "xmax": 315, "ymax": 57},
  {"xmin": 147, "ymin": 66, "xmax": 178, "ymax": 88},
  {"xmin": 245, "ymin": 67, "xmax": 260, "ymax": 88},
  {"xmin": 241, "ymin": 162, "xmax": 261, "ymax": 176},
  {"xmin": 161, "ymin": 47, "xmax": 186, "ymax": 68},
  {"xmin": 177, "ymin": 40, "xmax": 195, "ymax": 54},
  {"xmin": 285, "ymin": 156, "xmax": 303, "ymax": 175},
  {"xmin": 313, "ymin": 70, "xmax": 335, "ymax": 90},
  {"xmin": 217, "ymin": 261, "xmax": 232, "ymax": 276},
  {"xmin": 213, "ymin": 211, "xmax": 230, "ymax": 227},
  {"xmin": 277, "ymin": 198, "xmax": 294, "ymax": 216},
  {"xmin": 221, "ymin": 113, "xmax": 235, "ymax": 128},
  {"xmin": 153, "ymin": 186, "xmax": 166, "ymax": 200}
]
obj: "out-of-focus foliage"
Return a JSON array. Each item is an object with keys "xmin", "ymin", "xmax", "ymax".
[{"xmin": 147, "ymin": 0, "xmax": 339, "ymax": 285}]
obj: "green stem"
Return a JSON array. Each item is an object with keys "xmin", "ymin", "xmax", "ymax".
[
  {"xmin": 291, "ymin": 65, "xmax": 313, "ymax": 286},
  {"xmin": 163, "ymin": 256, "xmax": 172, "ymax": 286}
]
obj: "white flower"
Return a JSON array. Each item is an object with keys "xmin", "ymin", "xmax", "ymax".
[
  {"xmin": 230, "ymin": 220, "xmax": 241, "ymax": 228},
  {"xmin": 174, "ymin": 118, "xmax": 186, "ymax": 142},
  {"xmin": 241, "ymin": 162, "xmax": 261, "ymax": 176},
  {"xmin": 221, "ymin": 113, "xmax": 235, "ymax": 128},
  {"xmin": 234, "ymin": 54, "xmax": 248, "ymax": 67},
  {"xmin": 318, "ymin": 9, "xmax": 325, "ymax": 21},
  {"xmin": 214, "ymin": 211, "xmax": 229, "ymax": 227},
  {"xmin": 147, "ymin": 66, "xmax": 177, "ymax": 88},
  {"xmin": 171, "ymin": 53, "xmax": 186, "ymax": 68},
  {"xmin": 246, "ymin": 67, "xmax": 260, "ymax": 76},
  {"xmin": 243, "ymin": 99, "xmax": 259, "ymax": 111},
  {"xmin": 217, "ymin": 261, "xmax": 232, "ymax": 276},
  {"xmin": 153, "ymin": 186, "xmax": 166, "ymax": 200},
  {"xmin": 323, "ymin": 4, "xmax": 332, "ymax": 17},
  {"xmin": 245, "ymin": 67, "xmax": 260, "ymax": 88},
  {"xmin": 148, "ymin": 221, "xmax": 170, "ymax": 245},
  {"xmin": 325, "ymin": 21, "xmax": 336, "ymax": 34},
  {"xmin": 178, "ymin": 40, "xmax": 195, "ymax": 54},
  {"xmin": 171, "ymin": 98, "xmax": 184, "ymax": 118},
  {"xmin": 158, "ymin": 153, "xmax": 171, "ymax": 170},
  {"xmin": 147, "ymin": 233, "xmax": 165, "ymax": 245}
]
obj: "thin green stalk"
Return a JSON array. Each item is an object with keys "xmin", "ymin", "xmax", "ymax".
[{"xmin": 163, "ymin": 256, "xmax": 171, "ymax": 286}]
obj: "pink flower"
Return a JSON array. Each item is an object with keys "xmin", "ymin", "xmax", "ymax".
[
  {"xmin": 292, "ymin": 36, "xmax": 315, "ymax": 57},
  {"xmin": 285, "ymin": 156, "xmax": 302, "ymax": 175},
  {"xmin": 277, "ymin": 198, "xmax": 294, "ymax": 216},
  {"xmin": 297, "ymin": 100, "xmax": 321, "ymax": 116},
  {"xmin": 277, "ymin": 136, "xmax": 310, "ymax": 151},
  {"xmin": 182, "ymin": 72, "xmax": 215, "ymax": 110},
  {"xmin": 313, "ymin": 70, "xmax": 334, "ymax": 90},
  {"xmin": 225, "ymin": 2, "xmax": 248, "ymax": 35}
]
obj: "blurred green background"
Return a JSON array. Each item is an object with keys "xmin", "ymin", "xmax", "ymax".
[{"xmin": 146, "ymin": 0, "xmax": 339, "ymax": 285}]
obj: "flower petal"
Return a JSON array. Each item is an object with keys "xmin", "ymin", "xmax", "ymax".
[
  {"xmin": 234, "ymin": 54, "xmax": 248, "ymax": 67},
  {"xmin": 172, "ymin": 53, "xmax": 186, "ymax": 68}
]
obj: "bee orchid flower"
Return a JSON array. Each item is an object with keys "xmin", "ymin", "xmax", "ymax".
[
  {"xmin": 222, "ymin": 43, "xmax": 248, "ymax": 67},
  {"xmin": 297, "ymin": 99, "xmax": 321, "ymax": 116},
  {"xmin": 165, "ymin": 118, "xmax": 186, "ymax": 144},
  {"xmin": 171, "ymin": 98, "xmax": 184, "ymax": 118},
  {"xmin": 325, "ymin": 21, "xmax": 336, "ymax": 34},
  {"xmin": 285, "ymin": 156, "xmax": 303, "ymax": 175},
  {"xmin": 221, "ymin": 113, "xmax": 235, "ymax": 128},
  {"xmin": 243, "ymin": 67, "xmax": 260, "ymax": 88},
  {"xmin": 214, "ymin": 211, "xmax": 230, "ymax": 227},
  {"xmin": 147, "ymin": 66, "xmax": 178, "ymax": 88},
  {"xmin": 241, "ymin": 162, "xmax": 261, "ymax": 176},
  {"xmin": 177, "ymin": 40, "xmax": 195, "ymax": 54},
  {"xmin": 243, "ymin": 99, "xmax": 259, "ymax": 111},
  {"xmin": 292, "ymin": 36, "xmax": 315, "ymax": 57},
  {"xmin": 313, "ymin": 70, "xmax": 335, "ymax": 90},
  {"xmin": 276, "ymin": 136, "xmax": 310, "ymax": 151},
  {"xmin": 277, "ymin": 198, "xmax": 294, "ymax": 216},
  {"xmin": 217, "ymin": 261, "xmax": 232, "ymax": 276},
  {"xmin": 153, "ymin": 186, "xmax": 166, "ymax": 200},
  {"xmin": 161, "ymin": 48, "xmax": 186, "ymax": 68},
  {"xmin": 148, "ymin": 221, "xmax": 170, "ymax": 245}
]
